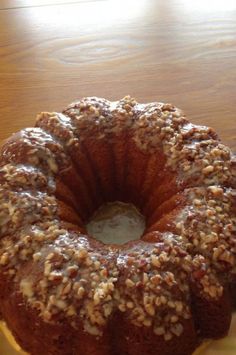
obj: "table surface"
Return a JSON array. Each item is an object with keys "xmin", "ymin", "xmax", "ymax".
[
  {"xmin": 0, "ymin": 3, "xmax": 236, "ymax": 355},
  {"xmin": 0, "ymin": 0, "xmax": 235, "ymax": 153}
]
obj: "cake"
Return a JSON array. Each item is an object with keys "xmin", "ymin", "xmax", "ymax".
[{"xmin": 0, "ymin": 96, "xmax": 235, "ymax": 355}]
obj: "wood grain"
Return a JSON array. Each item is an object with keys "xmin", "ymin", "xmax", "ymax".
[
  {"xmin": 0, "ymin": 0, "xmax": 101, "ymax": 10},
  {"xmin": 0, "ymin": 0, "xmax": 236, "ymax": 152}
]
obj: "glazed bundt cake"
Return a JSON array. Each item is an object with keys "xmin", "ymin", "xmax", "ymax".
[{"xmin": 0, "ymin": 96, "xmax": 235, "ymax": 355}]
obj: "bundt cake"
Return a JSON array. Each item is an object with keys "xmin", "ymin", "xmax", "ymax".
[{"xmin": 0, "ymin": 96, "xmax": 235, "ymax": 355}]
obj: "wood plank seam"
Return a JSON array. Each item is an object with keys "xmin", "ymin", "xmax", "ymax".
[{"xmin": 0, "ymin": 0, "xmax": 106, "ymax": 11}]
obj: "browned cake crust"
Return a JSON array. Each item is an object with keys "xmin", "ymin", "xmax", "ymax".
[{"xmin": 0, "ymin": 96, "xmax": 235, "ymax": 355}]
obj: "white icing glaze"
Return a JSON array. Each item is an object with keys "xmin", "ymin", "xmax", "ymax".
[{"xmin": 86, "ymin": 201, "xmax": 145, "ymax": 245}]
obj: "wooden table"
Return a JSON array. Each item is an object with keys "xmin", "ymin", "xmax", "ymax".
[
  {"xmin": 0, "ymin": 0, "xmax": 235, "ymax": 153},
  {"xmin": 0, "ymin": 3, "xmax": 236, "ymax": 355}
]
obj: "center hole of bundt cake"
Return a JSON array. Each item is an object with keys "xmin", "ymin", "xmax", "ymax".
[{"xmin": 86, "ymin": 202, "xmax": 146, "ymax": 244}]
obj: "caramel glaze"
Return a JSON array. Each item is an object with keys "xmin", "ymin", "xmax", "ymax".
[{"xmin": 0, "ymin": 96, "xmax": 235, "ymax": 355}]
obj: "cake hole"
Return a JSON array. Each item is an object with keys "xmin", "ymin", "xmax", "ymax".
[{"xmin": 86, "ymin": 202, "xmax": 146, "ymax": 245}]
